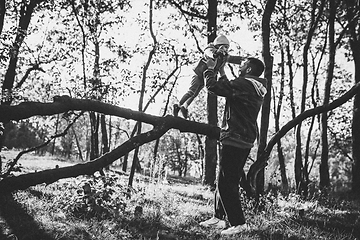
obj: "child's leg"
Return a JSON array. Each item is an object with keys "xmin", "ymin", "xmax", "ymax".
[{"xmin": 179, "ymin": 75, "xmax": 204, "ymax": 108}]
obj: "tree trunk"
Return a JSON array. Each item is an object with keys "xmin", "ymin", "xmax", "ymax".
[
  {"xmin": 256, "ymin": 0, "xmax": 276, "ymax": 194},
  {"xmin": 129, "ymin": 0, "xmax": 157, "ymax": 187},
  {"xmin": 52, "ymin": 114, "xmax": 60, "ymax": 155},
  {"xmin": 0, "ymin": 0, "xmax": 5, "ymax": 35},
  {"xmin": 123, "ymin": 126, "xmax": 137, "ymax": 172},
  {"xmin": 0, "ymin": 0, "xmax": 40, "ymax": 174},
  {"xmin": 89, "ymin": 112, "xmax": 100, "ymax": 160},
  {"xmin": 203, "ymin": 0, "xmax": 218, "ymax": 188},
  {"xmin": 274, "ymin": 47, "xmax": 288, "ymax": 193},
  {"xmin": 101, "ymin": 114, "xmax": 109, "ymax": 155},
  {"xmin": 296, "ymin": 0, "xmax": 325, "ymax": 194},
  {"xmin": 352, "ymin": 71, "xmax": 360, "ymax": 196},
  {"xmin": 72, "ymin": 127, "xmax": 84, "ymax": 161},
  {"xmin": 320, "ymin": 0, "xmax": 336, "ymax": 190},
  {"xmin": 344, "ymin": 0, "xmax": 360, "ymax": 197},
  {"xmin": 89, "ymin": 7, "xmax": 101, "ymax": 161},
  {"xmin": 101, "ymin": 114, "xmax": 110, "ymax": 170},
  {"xmin": 286, "ymin": 43, "xmax": 296, "ymax": 120}
]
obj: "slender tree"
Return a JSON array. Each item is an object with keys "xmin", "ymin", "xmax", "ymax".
[
  {"xmin": 256, "ymin": 0, "xmax": 276, "ymax": 194},
  {"xmin": 128, "ymin": 0, "xmax": 158, "ymax": 187},
  {"xmin": 295, "ymin": 0, "xmax": 326, "ymax": 194},
  {"xmin": 273, "ymin": 46, "xmax": 289, "ymax": 192},
  {"xmin": 0, "ymin": 0, "xmax": 45, "ymax": 174},
  {"xmin": 320, "ymin": 0, "xmax": 337, "ymax": 190},
  {"xmin": 344, "ymin": 0, "xmax": 360, "ymax": 197},
  {"xmin": 203, "ymin": 0, "xmax": 218, "ymax": 188}
]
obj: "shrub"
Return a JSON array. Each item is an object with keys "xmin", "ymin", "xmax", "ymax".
[{"xmin": 60, "ymin": 173, "xmax": 129, "ymax": 220}]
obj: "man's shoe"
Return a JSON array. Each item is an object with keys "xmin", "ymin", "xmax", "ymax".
[
  {"xmin": 173, "ymin": 104, "xmax": 180, "ymax": 117},
  {"xmin": 220, "ymin": 224, "xmax": 249, "ymax": 235},
  {"xmin": 199, "ymin": 217, "xmax": 226, "ymax": 229},
  {"xmin": 180, "ymin": 106, "xmax": 188, "ymax": 119}
]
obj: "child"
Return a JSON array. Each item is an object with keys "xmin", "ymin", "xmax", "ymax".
[{"xmin": 173, "ymin": 34, "xmax": 246, "ymax": 119}]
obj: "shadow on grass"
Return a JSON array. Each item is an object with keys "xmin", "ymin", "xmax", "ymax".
[
  {"xmin": 118, "ymin": 213, "xmax": 212, "ymax": 240},
  {"xmin": 0, "ymin": 193, "xmax": 56, "ymax": 240},
  {"xmin": 252, "ymin": 215, "xmax": 360, "ymax": 240},
  {"xmin": 27, "ymin": 187, "xmax": 55, "ymax": 200},
  {"xmin": 252, "ymin": 229, "xmax": 301, "ymax": 240},
  {"xmin": 294, "ymin": 214, "xmax": 360, "ymax": 238}
]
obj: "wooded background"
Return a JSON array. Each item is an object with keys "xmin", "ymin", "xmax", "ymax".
[{"xmin": 0, "ymin": 0, "xmax": 359, "ymax": 197}]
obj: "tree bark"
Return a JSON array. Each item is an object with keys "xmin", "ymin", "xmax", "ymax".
[
  {"xmin": 296, "ymin": 0, "xmax": 326, "ymax": 194},
  {"xmin": 344, "ymin": 0, "xmax": 360, "ymax": 197},
  {"xmin": 0, "ymin": 0, "xmax": 43, "ymax": 179},
  {"xmin": 320, "ymin": 0, "xmax": 336, "ymax": 190},
  {"xmin": 203, "ymin": 0, "xmax": 218, "ymax": 188},
  {"xmin": 256, "ymin": 0, "xmax": 276, "ymax": 194},
  {"xmin": 89, "ymin": 112, "xmax": 99, "ymax": 160},
  {"xmin": 101, "ymin": 114, "xmax": 109, "ymax": 170},
  {"xmin": 128, "ymin": 0, "xmax": 157, "ymax": 187},
  {"xmin": 0, "ymin": 0, "xmax": 5, "ymax": 36},
  {"xmin": 274, "ymin": 47, "xmax": 288, "ymax": 193}
]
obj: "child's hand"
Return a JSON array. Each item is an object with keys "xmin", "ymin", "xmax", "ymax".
[
  {"xmin": 206, "ymin": 58, "xmax": 217, "ymax": 69},
  {"xmin": 214, "ymin": 49, "xmax": 228, "ymax": 58}
]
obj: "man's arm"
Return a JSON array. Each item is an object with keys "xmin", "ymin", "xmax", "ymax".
[
  {"xmin": 204, "ymin": 59, "xmax": 234, "ymax": 98},
  {"xmin": 227, "ymin": 55, "xmax": 246, "ymax": 65}
]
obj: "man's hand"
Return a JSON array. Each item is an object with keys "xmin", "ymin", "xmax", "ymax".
[
  {"xmin": 219, "ymin": 66, "xmax": 226, "ymax": 77},
  {"xmin": 206, "ymin": 58, "xmax": 217, "ymax": 69}
]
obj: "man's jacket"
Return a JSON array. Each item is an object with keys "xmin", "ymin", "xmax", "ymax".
[{"xmin": 204, "ymin": 69, "xmax": 267, "ymax": 148}]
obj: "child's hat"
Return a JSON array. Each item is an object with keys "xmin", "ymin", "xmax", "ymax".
[{"xmin": 214, "ymin": 35, "xmax": 229, "ymax": 46}]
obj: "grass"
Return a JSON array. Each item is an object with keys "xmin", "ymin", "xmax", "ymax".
[{"xmin": 0, "ymin": 150, "xmax": 360, "ymax": 240}]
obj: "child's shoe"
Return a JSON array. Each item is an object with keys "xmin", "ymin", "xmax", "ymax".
[
  {"xmin": 180, "ymin": 106, "xmax": 188, "ymax": 119},
  {"xmin": 173, "ymin": 104, "xmax": 180, "ymax": 117}
]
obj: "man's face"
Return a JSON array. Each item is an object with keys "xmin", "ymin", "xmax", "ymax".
[{"xmin": 239, "ymin": 61, "xmax": 251, "ymax": 76}]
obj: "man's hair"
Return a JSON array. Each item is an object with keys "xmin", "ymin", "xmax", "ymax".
[{"xmin": 247, "ymin": 57, "xmax": 265, "ymax": 77}]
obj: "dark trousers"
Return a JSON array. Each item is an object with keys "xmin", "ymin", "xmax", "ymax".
[
  {"xmin": 179, "ymin": 75, "xmax": 204, "ymax": 106},
  {"xmin": 214, "ymin": 144, "xmax": 250, "ymax": 226}
]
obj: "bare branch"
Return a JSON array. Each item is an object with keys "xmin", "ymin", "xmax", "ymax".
[
  {"xmin": 167, "ymin": 0, "xmax": 207, "ymax": 20},
  {"xmin": 1, "ymin": 112, "xmax": 84, "ymax": 178},
  {"xmin": 248, "ymin": 81, "xmax": 360, "ymax": 194},
  {"xmin": 15, "ymin": 64, "xmax": 45, "ymax": 89}
]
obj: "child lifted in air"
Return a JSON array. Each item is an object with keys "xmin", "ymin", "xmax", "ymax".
[{"xmin": 173, "ymin": 34, "xmax": 246, "ymax": 119}]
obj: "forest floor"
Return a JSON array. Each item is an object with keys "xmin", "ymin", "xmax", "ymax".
[{"xmin": 0, "ymin": 150, "xmax": 359, "ymax": 240}]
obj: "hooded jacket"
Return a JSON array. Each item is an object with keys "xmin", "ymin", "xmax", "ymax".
[{"xmin": 204, "ymin": 69, "xmax": 267, "ymax": 148}]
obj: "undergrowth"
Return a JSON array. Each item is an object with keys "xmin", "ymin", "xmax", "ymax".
[{"xmin": 0, "ymin": 171, "xmax": 359, "ymax": 240}]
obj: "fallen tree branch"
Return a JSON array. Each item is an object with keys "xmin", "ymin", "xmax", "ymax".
[
  {"xmin": 1, "ymin": 81, "xmax": 358, "ymax": 195},
  {"xmin": 0, "ymin": 122, "xmax": 171, "ymax": 193},
  {"xmin": 0, "ymin": 96, "xmax": 219, "ymax": 193},
  {"xmin": 0, "ymin": 95, "xmax": 219, "ymax": 139}
]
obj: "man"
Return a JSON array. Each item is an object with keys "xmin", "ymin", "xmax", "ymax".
[{"xmin": 199, "ymin": 57, "xmax": 267, "ymax": 235}]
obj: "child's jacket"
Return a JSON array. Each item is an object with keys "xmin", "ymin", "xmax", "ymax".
[
  {"xmin": 193, "ymin": 43, "xmax": 244, "ymax": 78},
  {"xmin": 204, "ymin": 69, "xmax": 267, "ymax": 148}
]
